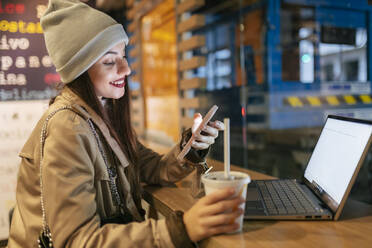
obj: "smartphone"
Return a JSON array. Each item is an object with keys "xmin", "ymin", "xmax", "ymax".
[{"xmin": 177, "ymin": 105, "xmax": 219, "ymax": 161}]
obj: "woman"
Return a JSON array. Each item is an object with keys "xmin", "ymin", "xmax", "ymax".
[{"xmin": 8, "ymin": 0, "xmax": 244, "ymax": 247}]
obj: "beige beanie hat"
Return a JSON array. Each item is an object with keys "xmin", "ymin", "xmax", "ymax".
[{"xmin": 41, "ymin": 0, "xmax": 129, "ymax": 83}]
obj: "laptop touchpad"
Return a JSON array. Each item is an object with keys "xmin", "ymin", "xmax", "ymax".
[
  {"xmin": 246, "ymin": 185, "xmax": 265, "ymax": 214},
  {"xmin": 246, "ymin": 187, "xmax": 261, "ymax": 201}
]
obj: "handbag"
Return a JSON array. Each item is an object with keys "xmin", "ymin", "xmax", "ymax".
[{"xmin": 37, "ymin": 106, "xmax": 126, "ymax": 247}]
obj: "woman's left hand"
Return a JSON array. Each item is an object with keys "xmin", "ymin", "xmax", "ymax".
[{"xmin": 191, "ymin": 113, "xmax": 225, "ymax": 150}]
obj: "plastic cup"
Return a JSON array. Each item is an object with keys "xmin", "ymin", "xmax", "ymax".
[{"xmin": 201, "ymin": 171, "xmax": 251, "ymax": 233}]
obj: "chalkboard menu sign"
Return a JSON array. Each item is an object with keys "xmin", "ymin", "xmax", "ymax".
[
  {"xmin": 0, "ymin": 0, "xmax": 57, "ymax": 240},
  {"xmin": 0, "ymin": 100, "xmax": 49, "ymax": 240},
  {"xmin": 0, "ymin": 0, "xmax": 58, "ymax": 101}
]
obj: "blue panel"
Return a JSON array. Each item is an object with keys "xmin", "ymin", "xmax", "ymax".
[
  {"xmin": 244, "ymin": 46, "xmax": 257, "ymax": 85},
  {"xmin": 369, "ymin": 12, "xmax": 372, "ymax": 83},
  {"xmin": 216, "ymin": 24, "xmax": 229, "ymax": 49},
  {"xmin": 206, "ymin": 30, "xmax": 214, "ymax": 52},
  {"xmin": 270, "ymin": 109, "xmax": 325, "ymax": 129},
  {"xmin": 271, "ymin": 81, "xmax": 320, "ymax": 93},
  {"xmin": 267, "ymin": 0, "xmax": 371, "ymax": 96},
  {"xmin": 284, "ymin": 0, "xmax": 372, "ymax": 11},
  {"xmin": 229, "ymin": 22, "xmax": 236, "ymax": 86},
  {"xmin": 266, "ymin": 0, "xmax": 282, "ymax": 91},
  {"xmin": 316, "ymin": 7, "xmax": 366, "ymax": 28}
]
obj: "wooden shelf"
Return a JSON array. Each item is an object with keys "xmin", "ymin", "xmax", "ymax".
[
  {"xmin": 177, "ymin": 14, "xmax": 205, "ymax": 33},
  {"xmin": 130, "ymin": 89, "xmax": 141, "ymax": 97},
  {"xmin": 179, "ymin": 77, "xmax": 206, "ymax": 90},
  {"xmin": 131, "ymin": 74, "xmax": 140, "ymax": 82},
  {"xmin": 127, "ymin": 7, "xmax": 136, "ymax": 20},
  {"xmin": 179, "ymin": 56, "xmax": 206, "ymax": 71},
  {"xmin": 179, "ymin": 97, "xmax": 200, "ymax": 108},
  {"xmin": 180, "ymin": 116, "xmax": 194, "ymax": 129},
  {"xmin": 131, "ymin": 60, "xmax": 140, "ymax": 72},
  {"xmin": 176, "ymin": 0, "xmax": 205, "ymax": 15},
  {"xmin": 129, "ymin": 46, "xmax": 140, "ymax": 58},
  {"xmin": 131, "ymin": 113, "xmax": 143, "ymax": 123},
  {"xmin": 129, "ymin": 32, "xmax": 139, "ymax": 45},
  {"xmin": 178, "ymin": 35, "xmax": 205, "ymax": 52},
  {"xmin": 131, "ymin": 99, "xmax": 142, "ymax": 110},
  {"xmin": 126, "ymin": 0, "xmax": 135, "ymax": 8},
  {"xmin": 128, "ymin": 20, "xmax": 139, "ymax": 33}
]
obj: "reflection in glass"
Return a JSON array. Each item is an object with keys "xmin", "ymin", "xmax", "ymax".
[
  {"xmin": 196, "ymin": 23, "xmax": 234, "ymax": 91},
  {"xmin": 320, "ymin": 28, "xmax": 367, "ymax": 82},
  {"xmin": 141, "ymin": 0, "xmax": 180, "ymax": 143},
  {"xmin": 281, "ymin": 5, "xmax": 315, "ymax": 83}
]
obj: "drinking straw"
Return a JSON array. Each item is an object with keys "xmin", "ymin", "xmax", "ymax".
[{"xmin": 224, "ymin": 118, "xmax": 230, "ymax": 179}]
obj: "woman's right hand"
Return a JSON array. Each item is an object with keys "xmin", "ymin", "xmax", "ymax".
[{"xmin": 183, "ymin": 188, "xmax": 245, "ymax": 242}]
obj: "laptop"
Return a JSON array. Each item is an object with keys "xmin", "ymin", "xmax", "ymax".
[{"xmin": 244, "ymin": 115, "xmax": 372, "ymax": 220}]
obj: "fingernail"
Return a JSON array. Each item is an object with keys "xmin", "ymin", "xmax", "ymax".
[{"xmin": 218, "ymin": 121, "xmax": 225, "ymax": 129}]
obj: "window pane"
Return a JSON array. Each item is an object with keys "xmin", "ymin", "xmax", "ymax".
[
  {"xmin": 320, "ymin": 28, "xmax": 367, "ymax": 82},
  {"xmin": 281, "ymin": 4, "xmax": 315, "ymax": 83}
]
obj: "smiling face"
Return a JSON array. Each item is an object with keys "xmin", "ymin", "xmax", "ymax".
[{"xmin": 87, "ymin": 42, "xmax": 131, "ymax": 99}]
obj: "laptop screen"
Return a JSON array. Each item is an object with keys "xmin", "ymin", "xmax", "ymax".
[{"xmin": 304, "ymin": 116, "xmax": 372, "ymax": 209}]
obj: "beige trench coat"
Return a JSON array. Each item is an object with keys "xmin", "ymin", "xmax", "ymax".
[{"xmin": 8, "ymin": 88, "xmax": 198, "ymax": 247}]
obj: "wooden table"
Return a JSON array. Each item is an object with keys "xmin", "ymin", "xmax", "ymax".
[{"xmin": 143, "ymin": 159, "xmax": 372, "ymax": 248}]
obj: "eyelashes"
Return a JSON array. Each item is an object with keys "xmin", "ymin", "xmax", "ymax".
[{"xmin": 103, "ymin": 56, "xmax": 128, "ymax": 66}]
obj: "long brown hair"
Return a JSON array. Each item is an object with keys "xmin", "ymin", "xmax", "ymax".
[{"xmin": 53, "ymin": 72, "xmax": 142, "ymax": 211}]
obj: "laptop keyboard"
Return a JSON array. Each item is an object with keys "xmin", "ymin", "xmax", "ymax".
[{"xmin": 256, "ymin": 180, "xmax": 320, "ymax": 215}]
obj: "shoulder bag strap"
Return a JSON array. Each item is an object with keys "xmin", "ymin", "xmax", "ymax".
[{"xmin": 39, "ymin": 106, "xmax": 124, "ymax": 238}]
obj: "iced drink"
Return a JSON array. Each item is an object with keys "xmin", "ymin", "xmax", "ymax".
[{"xmin": 201, "ymin": 171, "xmax": 251, "ymax": 233}]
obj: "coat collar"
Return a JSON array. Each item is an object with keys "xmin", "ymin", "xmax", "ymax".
[{"xmin": 57, "ymin": 87, "xmax": 130, "ymax": 168}]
